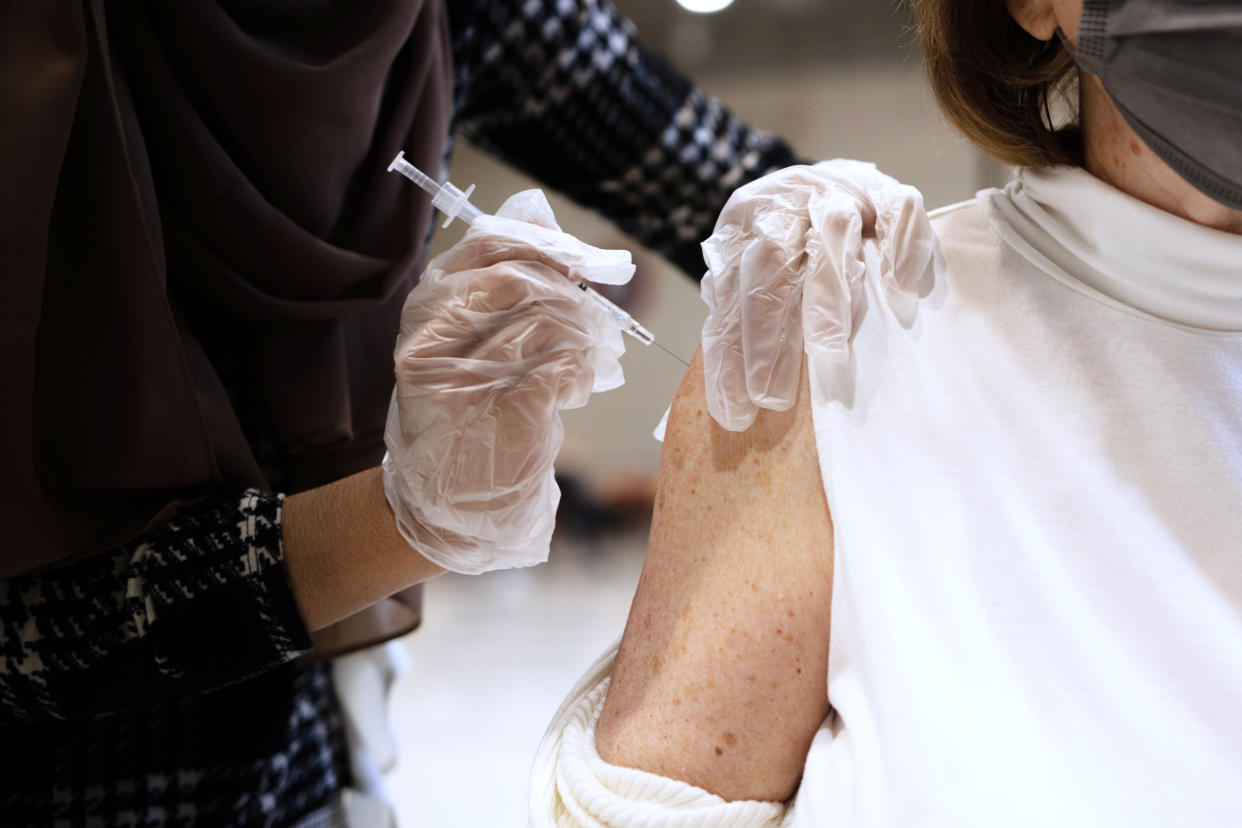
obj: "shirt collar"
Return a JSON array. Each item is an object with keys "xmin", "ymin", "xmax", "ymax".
[{"xmin": 993, "ymin": 165, "xmax": 1242, "ymax": 332}]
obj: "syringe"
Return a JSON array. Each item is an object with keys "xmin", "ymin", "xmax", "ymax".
[{"xmin": 388, "ymin": 151, "xmax": 671, "ymax": 354}]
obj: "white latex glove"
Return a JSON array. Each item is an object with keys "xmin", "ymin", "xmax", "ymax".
[
  {"xmin": 382, "ymin": 189, "xmax": 633, "ymax": 575},
  {"xmin": 699, "ymin": 160, "xmax": 934, "ymax": 431}
]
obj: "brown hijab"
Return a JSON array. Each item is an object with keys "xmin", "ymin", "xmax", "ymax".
[{"xmin": 1, "ymin": 0, "xmax": 452, "ymax": 576}]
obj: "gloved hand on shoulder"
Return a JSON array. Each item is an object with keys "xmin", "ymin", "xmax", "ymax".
[
  {"xmin": 699, "ymin": 160, "xmax": 934, "ymax": 431},
  {"xmin": 383, "ymin": 189, "xmax": 633, "ymax": 575}
]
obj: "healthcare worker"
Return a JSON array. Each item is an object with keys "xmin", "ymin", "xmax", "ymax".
[{"xmin": 0, "ymin": 1, "xmax": 799, "ymax": 825}]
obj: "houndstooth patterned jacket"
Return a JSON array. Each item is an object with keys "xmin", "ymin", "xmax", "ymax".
[
  {"xmin": 452, "ymin": 0, "xmax": 798, "ymax": 277},
  {"xmin": 0, "ymin": 1, "xmax": 799, "ymax": 825}
]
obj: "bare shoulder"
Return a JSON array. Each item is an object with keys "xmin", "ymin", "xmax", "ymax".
[{"xmin": 595, "ymin": 347, "xmax": 834, "ymax": 803}]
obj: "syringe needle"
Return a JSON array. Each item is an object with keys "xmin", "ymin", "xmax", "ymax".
[{"xmin": 653, "ymin": 340, "xmax": 690, "ymax": 367}]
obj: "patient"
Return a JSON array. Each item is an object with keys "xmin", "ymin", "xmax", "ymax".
[{"xmin": 532, "ymin": 0, "xmax": 1242, "ymax": 825}]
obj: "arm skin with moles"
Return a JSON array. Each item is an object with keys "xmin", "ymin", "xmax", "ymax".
[{"xmin": 595, "ymin": 348, "xmax": 834, "ymax": 803}]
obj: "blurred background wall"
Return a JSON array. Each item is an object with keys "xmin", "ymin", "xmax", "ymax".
[{"xmin": 388, "ymin": 2, "xmax": 1004, "ymax": 824}]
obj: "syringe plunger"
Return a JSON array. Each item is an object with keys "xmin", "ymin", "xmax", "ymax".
[{"xmin": 388, "ymin": 150, "xmax": 482, "ymax": 227}]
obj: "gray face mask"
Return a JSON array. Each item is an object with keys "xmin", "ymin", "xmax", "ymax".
[{"xmin": 1061, "ymin": 0, "xmax": 1242, "ymax": 211}]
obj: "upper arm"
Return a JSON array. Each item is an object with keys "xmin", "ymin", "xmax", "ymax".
[{"xmin": 595, "ymin": 347, "xmax": 834, "ymax": 802}]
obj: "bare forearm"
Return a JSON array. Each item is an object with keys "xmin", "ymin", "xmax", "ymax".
[{"xmin": 283, "ymin": 466, "xmax": 444, "ymax": 631}]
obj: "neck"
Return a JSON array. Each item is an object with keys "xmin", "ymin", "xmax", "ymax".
[{"xmin": 1079, "ymin": 73, "xmax": 1242, "ymax": 235}]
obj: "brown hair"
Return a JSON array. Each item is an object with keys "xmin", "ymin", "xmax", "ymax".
[{"xmin": 912, "ymin": 0, "xmax": 1079, "ymax": 167}]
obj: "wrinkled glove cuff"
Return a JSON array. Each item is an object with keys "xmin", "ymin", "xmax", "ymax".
[{"xmin": 380, "ymin": 451, "xmax": 554, "ymax": 576}]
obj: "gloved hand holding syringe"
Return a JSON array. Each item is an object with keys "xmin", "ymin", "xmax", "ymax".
[
  {"xmin": 388, "ymin": 151, "xmax": 686, "ymax": 362},
  {"xmin": 382, "ymin": 150, "xmax": 685, "ymax": 577}
]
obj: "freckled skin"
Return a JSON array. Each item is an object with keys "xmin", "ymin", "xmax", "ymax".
[{"xmin": 596, "ymin": 348, "xmax": 834, "ymax": 803}]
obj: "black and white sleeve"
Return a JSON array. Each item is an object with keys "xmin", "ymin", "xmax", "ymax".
[
  {"xmin": 0, "ymin": 490, "xmax": 311, "ymax": 724},
  {"xmin": 448, "ymin": 0, "xmax": 802, "ymax": 278}
]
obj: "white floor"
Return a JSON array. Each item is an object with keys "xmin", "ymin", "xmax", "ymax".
[{"xmin": 384, "ymin": 531, "xmax": 647, "ymax": 827}]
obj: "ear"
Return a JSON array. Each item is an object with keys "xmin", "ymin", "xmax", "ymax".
[{"xmin": 1004, "ymin": 0, "xmax": 1060, "ymax": 41}]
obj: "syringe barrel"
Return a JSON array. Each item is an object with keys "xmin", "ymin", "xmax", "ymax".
[
  {"xmin": 579, "ymin": 283, "xmax": 654, "ymax": 345},
  {"xmin": 388, "ymin": 152, "xmax": 655, "ymax": 347},
  {"xmin": 429, "ymin": 183, "xmax": 473, "ymax": 227}
]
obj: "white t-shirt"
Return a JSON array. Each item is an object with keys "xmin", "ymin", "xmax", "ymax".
[
  {"xmin": 797, "ymin": 165, "xmax": 1242, "ymax": 827},
  {"xmin": 531, "ymin": 166, "xmax": 1242, "ymax": 827}
]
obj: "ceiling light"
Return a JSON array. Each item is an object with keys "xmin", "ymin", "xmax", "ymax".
[{"xmin": 675, "ymin": 0, "xmax": 735, "ymax": 14}]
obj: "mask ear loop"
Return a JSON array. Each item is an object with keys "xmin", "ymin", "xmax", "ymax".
[
  {"xmin": 1055, "ymin": 29, "xmax": 1094, "ymax": 73},
  {"xmin": 1058, "ymin": 11, "xmax": 1119, "ymax": 75},
  {"xmin": 1041, "ymin": 29, "xmax": 1084, "ymax": 138}
]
